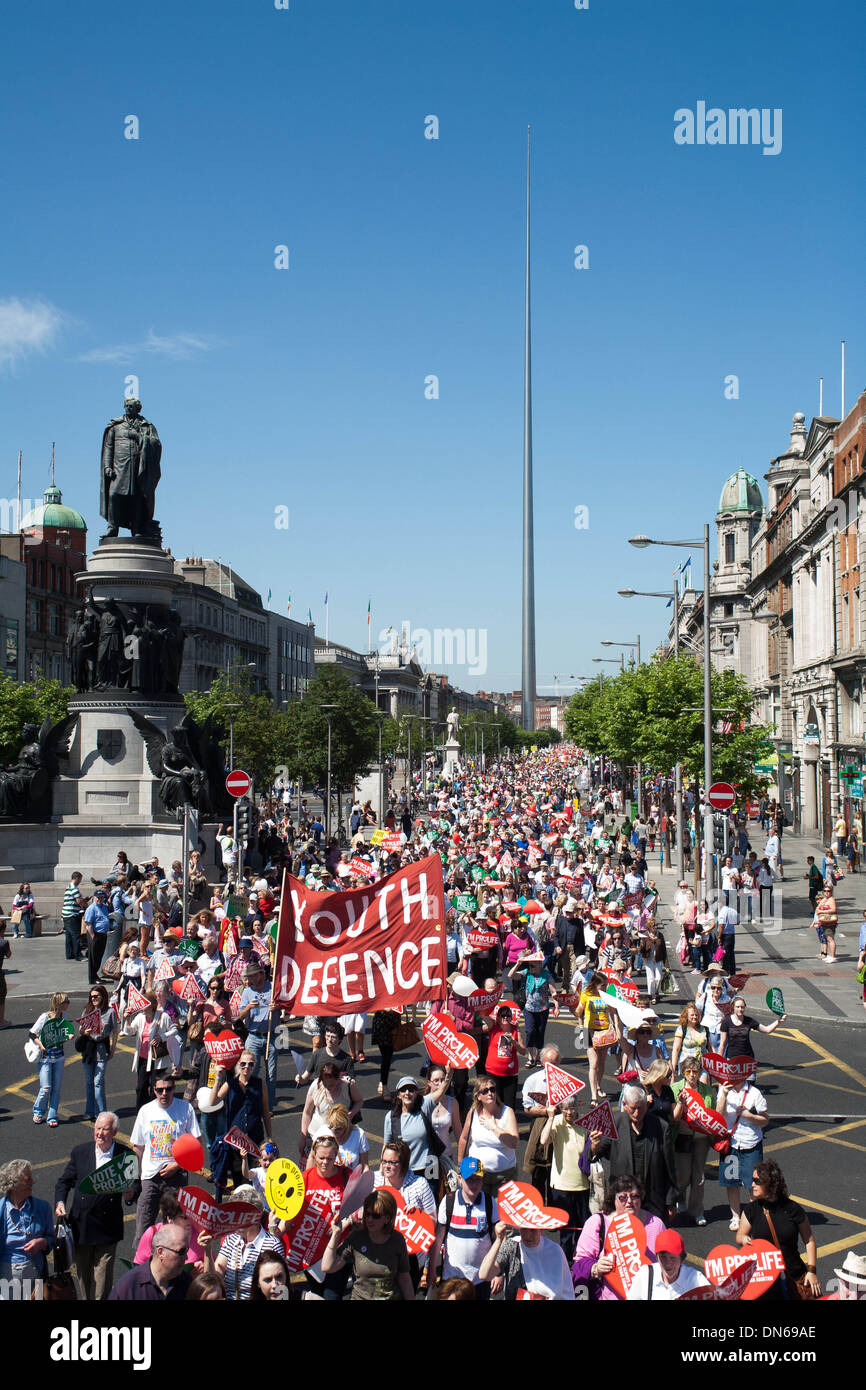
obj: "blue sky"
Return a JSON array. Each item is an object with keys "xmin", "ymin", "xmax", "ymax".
[{"xmin": 1, "ymin": 0, "xmax": 862, "ymax": 693}]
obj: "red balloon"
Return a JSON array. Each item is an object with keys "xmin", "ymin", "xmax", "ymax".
[
  {"xmin": 171, "ymin": 979, "xmax": 185, "ymax": 997},
  {"xmin": 172, "ymin": 1133, "xmax": 205, "ymax": 1173}
]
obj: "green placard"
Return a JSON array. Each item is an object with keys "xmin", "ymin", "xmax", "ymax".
[
  {"xmin": 176, "ymin": 938, "xmax": 201, "ymax": 960},
  {"xmin": 41, "ymin": 1018, "xmax": 75, "ymax": 1049},
  {"xmin": 563, "ymin": 838, "xmax": 577, "ymax": 851},
  {"xmin": 453, "ymin": 893, "xmax": 478, "ymax": 914},
  {"xmin": 765, "ymin": 987, "xmax": 785, "ymax": 1016},
  {"xmin": 79, "ymin": 1151, "xmax": 139, "ymax": 1195},
  {"xmin": 470, "ymin": 865, "xmax": 487, "ymax": 883}
]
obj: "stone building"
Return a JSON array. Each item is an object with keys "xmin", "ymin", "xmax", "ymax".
[{"xmin": 20, "ymin": 484, "xmax": 88, "ymax": 684}]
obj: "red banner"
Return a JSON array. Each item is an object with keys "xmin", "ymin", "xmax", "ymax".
[
  {"xmin": 273, "ymin": 857, "xmax": 447, "ymax": 1016},
  {"xmin": 178, "ymin": 1184, "xmax": 260, "ymax": 1237},
  {"xmin": 422, "ymin": 1013, "xmax": 479, "ymax": 1069},
  {"xmin": 700, "ymin": 1052, "xmax": 757, "ymax": 1086},
  {"xmin": 681, "ymin": 1087, "xmax": 730, "ymax": 1142}
]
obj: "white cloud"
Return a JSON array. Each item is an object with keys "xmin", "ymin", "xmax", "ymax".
[
  {"xmin": 78, "ymin": 329, "xmax": 220, "ymax": 363},
  {"xmin": 0, "ymin": 297, "xmax": 65, "ymax": 368}
]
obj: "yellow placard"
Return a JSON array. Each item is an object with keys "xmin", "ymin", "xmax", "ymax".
[
  {"xmin": 370, "ymin": 829, "xmax": 385, "ymax": 845},
  {"xmin": 265, "ymin": 1157, "xmax": 306, "ymax": 1221}
]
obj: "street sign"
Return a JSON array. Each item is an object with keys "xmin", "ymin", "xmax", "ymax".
[
  {"xmin": 707, "ymin": 781, "xmax": 735, "ymax": 811},
  {"xmin": 226, "ymin": 769, "xmax": 252, "ymax": 799}
]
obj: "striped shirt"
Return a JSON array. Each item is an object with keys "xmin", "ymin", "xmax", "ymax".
[
  {"xmin": 218, "ymin": 1228, "xmax": 283, "ymax": 1301},
  {"xmin": 62, "ymin": 881, "xmax": 84, "ymax": 919}
]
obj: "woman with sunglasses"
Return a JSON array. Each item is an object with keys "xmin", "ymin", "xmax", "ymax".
[
  {"xmin": 78, "ymin": 983, "xmax": 116, "ymax": 1121},
  {"xmin": 208, "ymin": 1049, "xmax": 272, "ymax": 1197},
  {"xmin": 579, "ymin": 972, "xmax": 620, "ymax": 1104},
  {"xmin": 481, "ymin": 1005, "xmax": 526, "ymax": 1111},
  {"xmin": 457, "ymin": 1076, "xmax": 519, "ymax": 1196},
  {"xmin": 298, "ymin": 1062, "xmax": 362, "ymax": 1163},
  {"xmin": 695, "ymin": 964, "xmax": 732, "ymax": 1053},
  {"xmin": 383, "ymin": 1072, "xmax": 451, "ymax": 1190},
  {"xmin": 571, "ymin": 1173, "xmax": 667, "ymax": 1300},
  {"xmin": 323, "ymin": 1189, "xmax": 414, "ymax": 1301}
]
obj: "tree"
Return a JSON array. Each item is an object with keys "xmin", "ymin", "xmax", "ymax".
[
  {"xmin": 0, "ymin": 673, "xmax": 73, "ymax": 763},
  {"xmin": 285, "ymin": 666, "xmax": 379, "ymax": 796},
  {"xmin": 184, "ymin": 671, "xmax": 291, "ymax": 789},
  {"xmin": 563, "ymin": 679, "xmax": 606, "ymax": 752}
]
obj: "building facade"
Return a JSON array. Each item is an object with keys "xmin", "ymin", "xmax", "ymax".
[
  {"xmin": 0, "ymin": 534, "xmax": 26, "ymax": 683},
  {"xmin": 20, "ymin": 484, "xmax": 88, "ymax": 684}
]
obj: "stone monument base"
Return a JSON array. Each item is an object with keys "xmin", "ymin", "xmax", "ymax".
[
  {"xmin": 0, "ymin": 820, "xmax": 218, "ymax": 884},
  {"xmin": 443, "ymin": 738, "xmax": 461, "ymax": 781}
]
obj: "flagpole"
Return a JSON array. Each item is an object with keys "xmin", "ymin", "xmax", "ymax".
[{"xmin": 521, "ymin": 125, "xmax": 537, "ymax": 732}]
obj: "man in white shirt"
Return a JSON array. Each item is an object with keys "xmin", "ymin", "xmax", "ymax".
[
  {"xmin": 673, "ymin": 881, "xmax": 690, "ymax": 921},
  {"xmin": 131, "ymin": 1075, "xmax": 200, "ymax": 1244},
  {"xmin": 626, "ymin": 1228, "xmax": 709, "ymax": 1300},
  {"xmin": 428, "ymin": 1157, "xmax": 499, "ymax": 1295},
  {"xmin": 522, "ymin": 1044, "xmax": 562, "ymax": 1118}
]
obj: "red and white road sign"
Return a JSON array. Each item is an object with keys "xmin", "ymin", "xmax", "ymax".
[
  {"xmin": 707, "ymin": 781, "xmax": 735, "ymax": 811},
  {"xmin": 226, "ymin": 769, "xmax": 251, "ymax": 799}
]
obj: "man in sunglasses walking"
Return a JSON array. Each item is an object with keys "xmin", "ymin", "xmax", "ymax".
[{"xmin": 130, "ymin": 1074, "xmax": 200, "ymax": 1245}]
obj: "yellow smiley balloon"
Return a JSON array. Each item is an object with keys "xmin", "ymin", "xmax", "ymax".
[{"xmin": 265, "ymin": 1158, "xmax": 305, "ymax": 1221}]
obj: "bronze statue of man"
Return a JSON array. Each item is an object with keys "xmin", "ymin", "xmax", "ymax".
[{"xmin": 100, "ymin": 397, "xmax": 162, "ymax": 541}]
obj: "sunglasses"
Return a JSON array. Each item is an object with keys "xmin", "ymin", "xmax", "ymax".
[{"xmin": 154, "ymin": 1086, "xmax": 174, "ymax": 1095}]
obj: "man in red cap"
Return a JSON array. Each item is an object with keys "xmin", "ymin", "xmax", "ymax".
[{"xmin": 625, "ymin": 1228, "xmax": 709, "ymax": 1300}]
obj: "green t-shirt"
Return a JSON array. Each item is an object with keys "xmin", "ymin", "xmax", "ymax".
[{"xmin": 341, "ymin": 1228, "xmax": 410, "ymax": 1301}]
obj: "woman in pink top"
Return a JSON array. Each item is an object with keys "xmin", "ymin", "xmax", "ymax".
[
  {"xmin": 134, "ymin": 1191, "xmax": 205, "ymax": 1269},
  {"xmin": 572, "ymin": 1173, "xmax": 666, "ymax": 1299}
]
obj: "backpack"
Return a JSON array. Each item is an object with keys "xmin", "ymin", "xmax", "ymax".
[{"xmin": 434, "ymin": 1189, "xmax": 495, "ymax": 1283}]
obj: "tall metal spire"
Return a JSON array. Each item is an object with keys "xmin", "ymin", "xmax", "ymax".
[{"xmin": 521, "ymin": 126, "xmax": 537, "ymax": 732}]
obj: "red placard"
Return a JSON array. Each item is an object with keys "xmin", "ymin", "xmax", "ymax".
[
  {"xmin": 574, "ymin": 1097, "xmax": 618, "ymax": 1139},
  {"xmin": 273, "ymin": 856, "xmax": 447, "ymax": 1016},
  {"xmin": 228, "ymin": 989, "xmax": 243, "ymax": 1020},
  {"xmin": 700, "ymin": 1052, "xmax": 757, "ymax": 1086},
  {"xmin": 394, "ymin": 1205, "xmax": 436, "ymax": 1257},
  {"xmin": 379, "ymin": 832, "xmax": 403, "ymax": 852},
  {"xmin": 603, "ymin": 1210, "xmax": 651, "ymax": 1299},
  {"xmin": 203, "ymin": 1029, "xmax": 245, "ymax": 1068},
  {"xmin": 705, "ymin": 1240, "xmax": 785, "ymax": 1300},
  {"xmin": 125, "ymin": 984, "xmax": 150, "ymax": 1017},
  {"xmin": 350, "ymin": 857, "xmax": 374, "ymax": 879},
  {"xmin": 422, "ymin": 1012, "xmax": 480, "ymax": 1069},
  {"xmin": 223, "ymin": 1126, "xmax": 263, "ymax": 1161},
  {"xmin": 467, "ymin": 983, "xmax": 504, "ymax": 1016},
  {"xmin": 544, "ymin": 1060, "xmax": 585, "ymax": 1106},
  {"xmin": 226, "ymin": 769, "xmax": 252, "ymax": 799},
  {"xmin": 496, "ymin": 1180, "xmax": 568, "ymax": 1230},
  {"xmin": 285, "ymin": 1186, "xmax": 336, "ymax": 1273},
  {"xmin": 180, "ymin": 972, "xmax": 205, "ymax": 1004},
  {"xmin": 681, "ymin": 1087, "xmax": 731, "ymax": 1143},
  {"xmin": 604, "ymin": 976, "xmax": 641, "ymax": 1006},
  {"xmin": 678, "ymin": 1258, "xmax": 756, "ymax": 1301},
  {"xmin": 466, "ymin": 929, "xmax": 500, "ymax": 951},
  {"xmin": 154, "ymin": 956, "xmax": 175, "ymax": 983},
  {"xmin": 178, "ymin": 1184, "xmax": 260, "ymax": 1237},
  {"xmin": 76, "ymin": 1007, "xmax": 102, "ymax": 1033}
]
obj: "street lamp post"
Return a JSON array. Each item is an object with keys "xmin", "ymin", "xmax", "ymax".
[
  {"xmin": 618, "ymin": 588, "xmax": 686, "ymax": 879},
  {"xmin": 601, "ymin": 637, "xmax": 643, "ymax": 814},
  {"xmin": 630, "ymin": 525, "xmax": 714, "ymax": 898},
  {"xmin": 320, "ymin": 703, "xmax": 338, "ymax": 840}
]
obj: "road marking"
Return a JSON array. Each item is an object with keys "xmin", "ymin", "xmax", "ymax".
[
  {"xmin": 783, "ymin": 1124, "xmax": 866, "ymax": 1155},
  {"xmin": 786, "ymin": 1027, "xmax": 866, "ymax": 1091},
  {"xmin": 785, "ymin": 1191, "xmax": 866, "ymax": 1227},
  {"xmin": 814, "ymin": 1230, "xmax": 866, "ymax": 1260},
  {"xmin": 769, "ymin": 1117, "xmax": 866, "ymax": 1154}
]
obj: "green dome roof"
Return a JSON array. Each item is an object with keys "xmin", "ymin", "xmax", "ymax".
[
  {"xmin": 20, "ymin": 485, "xmax": 87, "ymax": 531},
  {"xmin": 718, "ymin": 469, "xmax": 762, "ymax": 516}
]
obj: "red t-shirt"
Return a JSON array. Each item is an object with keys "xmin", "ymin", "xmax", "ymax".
[{"xmin": 484, "ymin": 1027, "xmax": 519, "ymax": 1077}]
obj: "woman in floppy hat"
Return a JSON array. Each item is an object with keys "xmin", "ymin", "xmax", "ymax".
[{"xmin": 695, "ymin": 962, "xmax": 732, "ymax": 1052}]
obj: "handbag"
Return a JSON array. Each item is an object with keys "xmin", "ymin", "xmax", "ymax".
[
  {"xmin": 764, "ymin": 1207, "xmax": 815, "ymax": 1301},
  {"xmin": 856, "ymin": 962, "xmax": 866, "ymax": 985},
  {"xmin": 390, "ymin": 1016, "xmax": 421, "ymax": 1053},
  {"xmin": 10, "ymin": 908, "xmax": 23, "ymax": 925},
  {"xmin": 101, "ymin": 953, "xmax": 122, "ymax": 981},
  {"xmin": 677, "ymin": 932, "xmax": 689, "ymax": 966}
]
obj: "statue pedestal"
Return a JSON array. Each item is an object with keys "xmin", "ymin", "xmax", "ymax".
[{"xmin": 443, "ymin": 738, "xmax": 462, "ymax": 781}]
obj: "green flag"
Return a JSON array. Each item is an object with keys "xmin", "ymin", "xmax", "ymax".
[
  {"xmin": 765, "ymin": 987, "xmax": 785, "ymax": 1016},
  {"xmin": 453, "ymin": 893, "xmax": 478, "ymax": 914},
  {"xmin": 79, "ymin": 1151, "xmax": 140, "ymax": 1195}
]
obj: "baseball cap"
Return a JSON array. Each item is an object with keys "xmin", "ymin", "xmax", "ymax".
[
  {"xmin": 459, "ymin": 1156, "xmax": 485, "ymax": 1179},
  {"xmin": 655, "ymin": 1229, "xmax": 685, "ymax": 1256}
]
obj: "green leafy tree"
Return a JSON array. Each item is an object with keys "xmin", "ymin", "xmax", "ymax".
[
  {"xmin": 0, "ymin": 673, "xmax": 73, "ymax": 763},
  {"xmin": 285, "ymin": 666, "xmax": 379, "ymax": 796}
]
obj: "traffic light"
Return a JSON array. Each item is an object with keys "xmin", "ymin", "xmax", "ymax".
[
  {"xmin": 236, "ymin": 798, "xmax": 251, "ymax": 841},
  {"xmin": 713, "ymin": 813, "xmax": 728, "ymax": 854}
]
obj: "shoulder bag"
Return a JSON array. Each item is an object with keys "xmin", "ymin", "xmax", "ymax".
[{"xmin": 763, "ymin": 1206, "xmax": 815, "ymax": 1301}]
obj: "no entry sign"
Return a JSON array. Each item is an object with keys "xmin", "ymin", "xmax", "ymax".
[
  {"xmin": 226, "ymin": 769, "xmax": 251, "ymax": 798},
  {"xmin": 707, "ymin": 782, "xmax": 735, "ymax": 811}
]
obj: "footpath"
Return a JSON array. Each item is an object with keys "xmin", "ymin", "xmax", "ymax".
[{"xmin": 652, "ymin": 820, "xmax": 865, "ymax": 1027}]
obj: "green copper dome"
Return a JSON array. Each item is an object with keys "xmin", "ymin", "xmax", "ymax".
[
  {"xmin": 20, "ymin": 484, "xmax": 87, "ymax": 531},
  {"xmin": 718, "ymin": 469, "xmax": 762, "ymax": 516}
]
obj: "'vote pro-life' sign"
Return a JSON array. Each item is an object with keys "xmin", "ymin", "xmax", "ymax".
[{"xmin": 273, "ymin": 856, "xmax": 448, "ymax": 1017}]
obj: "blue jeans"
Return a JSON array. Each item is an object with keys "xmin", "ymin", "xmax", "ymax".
[
  {"xmin": 34, "ymin": 1056, "xmax": 64, "ymax": 1120},
  {"xmin": 245, "ymin": 1032, "xmax": 277, "ymax": 1110},
  {"xmin": 13, "ymin": 910, "xmax": 32, "ymax": 938},
  {"xmin": 83, "ymin": 1056, "xmax": 107, "ymax": 1117}
]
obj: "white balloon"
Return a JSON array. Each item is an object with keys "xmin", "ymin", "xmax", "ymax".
[{"xmin": 451, "ymin": 975, "xmax": 475, "ymax": 998}]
